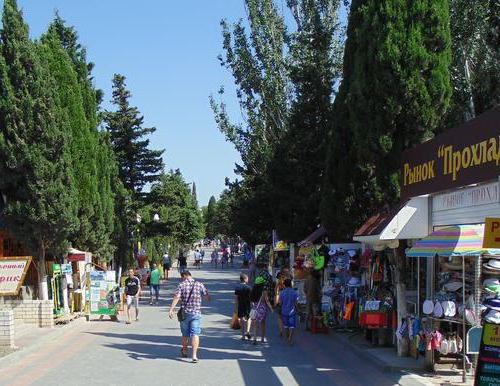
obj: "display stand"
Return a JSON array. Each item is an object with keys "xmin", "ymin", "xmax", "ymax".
[{"xmin": 84, "ymin": 263, "xmax": 119, "ymax": 321}]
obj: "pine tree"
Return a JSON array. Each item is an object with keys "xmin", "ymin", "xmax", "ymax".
[
  {"xmin": 204, "ymin": 196, "xmax": 217, "ymax": 238},
  {"xmin": 0, "ymin": 0, "xmax": 78, "ymax": 296},
  {"xmin": 104, "ymin": 74, "xmax": 165, "ymax": 197}
]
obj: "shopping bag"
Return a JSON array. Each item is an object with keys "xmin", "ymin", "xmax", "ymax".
[{"xmin": 230, "ymin": 313, "xmax": 241, "ymax": 330}]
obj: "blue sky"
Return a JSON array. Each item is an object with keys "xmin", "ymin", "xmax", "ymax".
[{"xmin": 11, "ymin": 0, "xmax": 245, "ymax": 206}]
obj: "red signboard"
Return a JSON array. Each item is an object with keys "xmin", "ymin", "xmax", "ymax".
[{"xmin": 67, "ymin": 253, "xmax": 85, "ymax": 262}]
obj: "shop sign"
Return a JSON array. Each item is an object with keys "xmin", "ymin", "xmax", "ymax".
[
  {"xmin": 0, "ymin": 256, "xmax": 32, "ymax": 295},
  {"xmin": 483, "ymin": 218, "xmax": 500, "ymax": 249},
  {"xmin": 401, "ymin": 107, "xmax": 500, "ymax": 200},
  {"xmin": 433, "ymin": 183, "xmax": 499, "ymax": 212},
  {"xmin": 475, "ymin": 323, "xmax": 500, "ymax": 386}
]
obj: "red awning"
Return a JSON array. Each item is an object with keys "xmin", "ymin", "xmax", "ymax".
[{"xmin": 354, "ymin": 203, "xmax": 406, "ymax": 238}]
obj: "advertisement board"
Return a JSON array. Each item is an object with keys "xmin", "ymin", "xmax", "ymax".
[
  {"xmin": 0, "ymin": 256, "xmax": 32, "ymax": 295},
  {"xmin": 400, "ymin": 107, "xmax": 500, "ymax": 200},
  {"xmin": 89, "ymin": 271, "xmax": 119, "ymax": 316},
  {"xmin": 475, "ymin": 322, "xmax": 500, "ymax": 386}
]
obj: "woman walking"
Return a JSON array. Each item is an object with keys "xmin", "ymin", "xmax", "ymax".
[{"xmin": 250, "ymin": 276, "xmax": 273, "ymax": 345}]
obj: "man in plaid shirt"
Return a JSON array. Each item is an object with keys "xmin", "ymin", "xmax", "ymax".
[{"xmin": 169, "ymin": 270, "xmax": 209, "ymax": 363}]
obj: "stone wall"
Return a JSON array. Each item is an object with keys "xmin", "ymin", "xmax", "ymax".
[
  {"xmin": 0, "ymin": 309, "xmax": 14, "ymax": 347},
  {"xmin": 1, "ymin": 299, "xmax": 54, "ymax": 328}
]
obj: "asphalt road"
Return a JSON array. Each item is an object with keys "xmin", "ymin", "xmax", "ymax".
[{"xmin": 0, "ymin": 258, "xmax": 429, "ymax": 386}]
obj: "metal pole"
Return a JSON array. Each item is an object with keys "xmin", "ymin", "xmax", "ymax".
[
  {"xmin": 462, "ymin": 255, "xmax": 466, "ymax": 383},
  {"xmin": 417, "ymin": 257, "xmax": 420, "ymax": 317}
]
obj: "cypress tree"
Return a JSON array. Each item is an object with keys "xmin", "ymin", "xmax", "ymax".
[
  {"xmin": 321, "ymin": 0, "xmax": 452, "ymax": 356},
  {"xmin": 0, "ymin": 0, "xmax": 78, "ymax": 296}
]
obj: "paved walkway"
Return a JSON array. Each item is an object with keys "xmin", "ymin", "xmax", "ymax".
[{"xmin": 0, "ymin": 261, "xmax": 437, "ymax": 386}]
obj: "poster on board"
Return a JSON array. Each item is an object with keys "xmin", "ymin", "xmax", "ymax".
[
  {"xmin": 89, "ymin": 271, "xmax": 118, "ymax": 316},
  {"xmin": 474, "ymin": 322, "xmax": 500, "ymax": 386},
  {"xmin": 0, "ymin": 256, "xmax": 32, "ymax": 295}
]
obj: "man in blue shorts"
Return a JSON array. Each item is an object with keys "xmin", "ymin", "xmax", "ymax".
[
  {"xmin": 278, "ymin": 278, "xmax": 298, "ymax": 345},
  {"xmin": 168, "ymin": 271, "xmax": 210, "ymax": 363}
]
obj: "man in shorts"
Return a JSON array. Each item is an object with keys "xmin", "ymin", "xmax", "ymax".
[
  {"xmin": 168, "ymin": 270, "xmax": 209, "ymax": 363},
  {"xmin": 162, "ymin": 253, "xmax": 171, "ymax": 280},
  {"xmin": 235, "ymin": 273, "xmax": 252, "ymax": 340},
  {"xmin": 278, "ymin": 279, "xmax": 298, "ymax": 345},
  {"xmin": 125, "ymin": 269, "xmax": 140, "ymax": 324}
]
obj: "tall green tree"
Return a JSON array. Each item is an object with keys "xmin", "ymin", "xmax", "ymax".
[
  {"xmin": 445, "ymin": 0, "xmax": 499, "ymax": 126},
  {"xmin": 104, "ymin": 74, "xmax": 164, "ymax": 197},
  {"xmin": 204, "ymin": 196, "xmax": 218, "ymax": 238},
  {"xmin": 322, "ymin": 0, "xmax": 452, "ymax": 355},
  {"xmin": 39, "ymin": 16, "xmax": 117, "ymax": 259},
  {"xmin": 0, "ymin": 0, "xmax": 78, "ymax": 296},
  {"xmin": 147, "ymin": 170, "xmax": 203, "ymax": 246},
  {"xmin": 267, "ymin": 0, "xmax": 343, "ymax": 241}
]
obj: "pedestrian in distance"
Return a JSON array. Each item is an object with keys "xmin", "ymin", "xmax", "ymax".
[
  {"xmin": 163, "ymin": 252, "xmax": 171, "ymax": 280},
  {"xmin": 149, "ymin": 263, "xmax": 161, "ymax": 305},
  {"xmin": 211, "ymin": 249, "xmax": 218, "ymax": 267},
  {"xmin": 250, "ymin": 276, "xmax": 273, "ymax": 345},
  {"xmin": 194, "ymin": 249, "xmax": 202, "ymax": 269},
  {"xmin": 278, "ymin": 278, "xmax": 298, "ymax": 345},
  {"xmin": 274, "ymin": 272, "xmax": 285, "ymax": 337},
  {"xmin": 178, "ymin": 249, "xmax": 187, "ymax": 273},
  {"xmin": 168, "ymin": 270, "xmax": 210, "ymax": 363},
  {"xmin": 235, "ymin": 273, "xmax": 252, "ymax": 340},
  {"xmin": 304, "ymin": 269, "xmax": 322, "ymax": 331},
  {"xmin": 124, "ymin": 269, "xmax": 141, "ymax": 324}
]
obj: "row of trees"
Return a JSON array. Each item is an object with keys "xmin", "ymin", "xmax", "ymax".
[
  {"xmin": 0, "ymin": 0, "xmax": 202, "ymax": 294},
  {"xmin": 210, "ymin": 0, "xmax": 499, "ymax": 245}
]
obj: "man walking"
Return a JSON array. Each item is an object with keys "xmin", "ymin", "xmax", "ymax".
[
  {"xmin": 178, "ymin": 249, "xmax": 187, "ymax": 273},
  {"xmin": 168, "ymin": 271, "xmax": 209, "ymax": 363},
  {"xmin": 149, "ymin": 263, "xmax": 161, "ymax": 305},
  {"xmin": 125, "ymin": 269, "xmax": 140, "ymax": 324},
  {"xmin": 162, "ymin": 252, "xmax": 171, "ymax": 280}
]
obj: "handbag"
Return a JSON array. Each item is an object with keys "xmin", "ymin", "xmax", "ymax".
[
  {"xmin": 177, "ymin": 282, "xmax": 196, "ymax": 322},
  {"xmin": 249, "ymin": 296, "xmax": 263, "ymax": 320}
]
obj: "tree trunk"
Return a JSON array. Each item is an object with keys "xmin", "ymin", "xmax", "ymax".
[
  {"xmin": 394, "ymin": 243, "xmax": 409, "ymax": 357},
  {"xmin": 38, "ymin": 241, "xmax": 49, "ymax": 301}
]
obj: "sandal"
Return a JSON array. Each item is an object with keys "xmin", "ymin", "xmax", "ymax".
[
  {"xmin": 180, "ymin": 349, "xmax": 188, "ymax": 358},
  {"xmin": 192, "ymin": 358, "xmax": 199, "ymax": 363}
]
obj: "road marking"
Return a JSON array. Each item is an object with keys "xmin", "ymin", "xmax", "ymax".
[{"xmin": 271, "ymin": 366, "xmax": 300, "ymax": 386}]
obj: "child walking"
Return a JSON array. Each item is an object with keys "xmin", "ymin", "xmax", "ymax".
[{"xmin": 278, "ymin": 279, "xmax": 298, "ymax": 345}]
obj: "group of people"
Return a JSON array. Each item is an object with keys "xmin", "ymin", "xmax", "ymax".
[{"xmin": 234, "ymin": 265, "xmax": 299, "ymax": 345}]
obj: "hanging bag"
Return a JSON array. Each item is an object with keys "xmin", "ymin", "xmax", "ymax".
[
  {"xmin": 177, "ymin": 282, "xmax": 196, "ymax": 322},
  {"xmin": 249, "ymin": 295, "xmax": 263, "ymax": 320}
]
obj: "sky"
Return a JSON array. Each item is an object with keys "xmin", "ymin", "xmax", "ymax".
[{"xmin": 10, "ymin": 0, "xmax": 246, "ymax": 206}]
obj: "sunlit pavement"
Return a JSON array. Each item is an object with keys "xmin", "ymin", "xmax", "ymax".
[{"xmin": 0, "ymin": 258, "xmax": 430, "ymax": 386}]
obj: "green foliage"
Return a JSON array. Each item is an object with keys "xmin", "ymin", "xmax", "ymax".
[
  {"xmin": 445, "ymin": 0, "xmax": 499, "ymax": 127},
  {"xmin": 203, "ymin": 196, "xmax": 218, "ymax": 238},
  {"xmin": 0, "ymin": 0, "xmax": 78, "ymax": 267},
  {"xmin": 104, "ymin": 74, "xmax": 165, "ymax": 197},
  {"xmin": 213, "ymin": 0, "xmax": 345, "ymax": 242},
  {"xmin": 145, "ymin": 170, "xmax": 203, "ymax": 245},
  {"xmin": 321, "ymin": 0, "xmax": 452, "ymax": 239}
]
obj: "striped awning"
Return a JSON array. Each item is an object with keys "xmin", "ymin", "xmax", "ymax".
[{"xmin": 406, "ymin": 224, "xmax": 500, "ymax": 258}]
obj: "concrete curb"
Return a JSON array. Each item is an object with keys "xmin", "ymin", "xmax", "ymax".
[{"xmin": 333, "ymin": 331, "xmax": 430, "ymax": 386}]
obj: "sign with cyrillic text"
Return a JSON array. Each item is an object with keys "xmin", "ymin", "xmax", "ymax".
[
  {"xmin": 0, "ymin": 256, "xmax": 32, "ymax": 295},
  {"xmin": 401, "ymin": 107, "xmax": 500, "ymax": 200}
]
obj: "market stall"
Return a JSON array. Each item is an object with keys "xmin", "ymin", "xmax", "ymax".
[{"xmin": 406, "ymin": 224, "xmax": 500, "ymax": 380}]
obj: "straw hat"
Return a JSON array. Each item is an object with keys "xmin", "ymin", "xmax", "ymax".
[
  {"xmin": 483, "ymin": 259, "xmax": 500, "ymax": 271},
  {"xmin": 485, "ymin": 309, "xmax": 500, "ymax": 324},
  {"xmin": 443, "ymin": 256, "xmax": 463, "ymax": 270},
  {"xmin": 444, "ymin": 281, "xmax": 462, "ymax": 292}
]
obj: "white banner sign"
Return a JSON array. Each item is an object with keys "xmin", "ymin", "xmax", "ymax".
[
  {"xmin": 0, "ymin": 257, "xmax": 31, "ymax": 295},
  {"xmin": 433, "ymin": 182, "xmax": 499, "ymax": 212}
]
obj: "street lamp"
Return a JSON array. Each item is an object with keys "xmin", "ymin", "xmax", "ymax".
[{"xmin": 153, "ymin": 213, "xmax": 160, "ymax": 222}]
